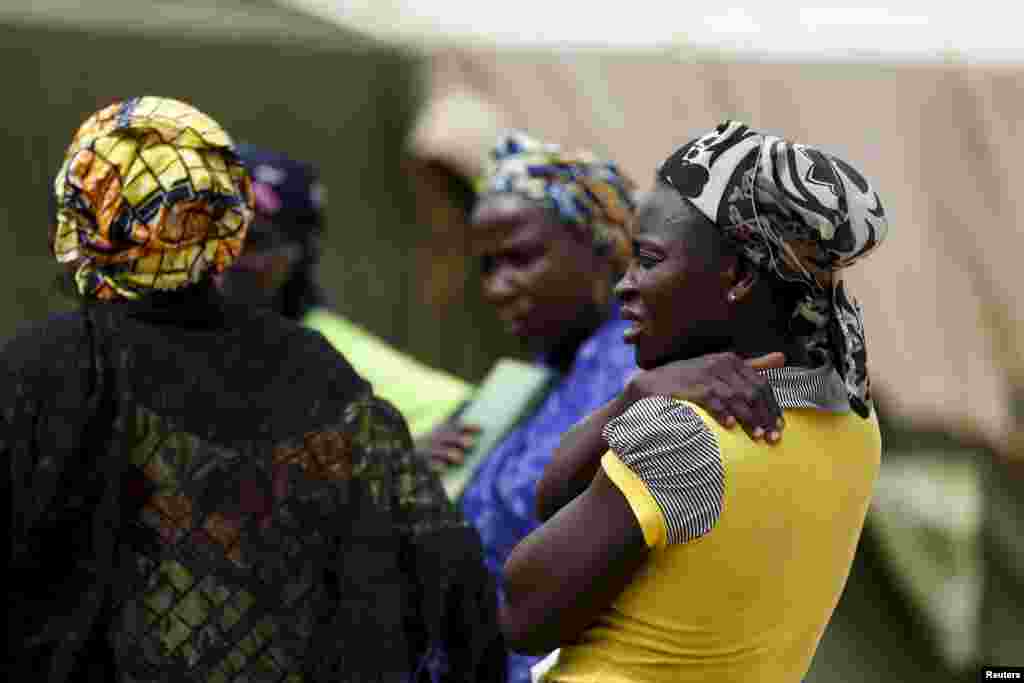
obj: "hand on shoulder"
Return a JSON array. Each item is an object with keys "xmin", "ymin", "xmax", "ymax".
[{"xmin": 621, "ymin": 352, "xmax": 786, "ymax": 443}]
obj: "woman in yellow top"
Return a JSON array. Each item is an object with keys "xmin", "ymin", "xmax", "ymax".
[{"xmin": 501, "ymin": 121, "xmax": 889, "ymax": 682}]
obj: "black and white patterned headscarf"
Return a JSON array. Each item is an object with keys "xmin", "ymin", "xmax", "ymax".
[{"xmin": 658, "ymin": 121, "xmax": 888, "ymax": 417}]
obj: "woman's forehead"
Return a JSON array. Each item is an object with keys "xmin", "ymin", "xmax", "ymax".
[
  {"xmin": 474, "ymin": 218, "xmax": 552, "ymax": 250},
  {"xmin": 470, "ymin": 217, "xmax": 549, "ymax": 257},
  {"xmin": 472, "ymin": 195, "xmax": 559, "ymax": 240}
]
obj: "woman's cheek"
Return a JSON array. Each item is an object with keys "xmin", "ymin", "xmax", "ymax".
[{"xmin": 521, "ymin": 260, "xmax": 551, "ymax": 289}]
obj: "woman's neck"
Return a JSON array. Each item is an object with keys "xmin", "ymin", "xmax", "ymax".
[
  {"xmin": 729, "ymin": 324, "xmax": 813, "ymax": 367},
  {"xmin": 94, "ymin": 279, "xmax": 230, "ymax": 328},
  {"xmin": 726, "ymin": 288, "xmax": 816, "ymax": 367},
  {"xmin": 659, "ymin": 324, "xmax": 812, "ymax": 370}
]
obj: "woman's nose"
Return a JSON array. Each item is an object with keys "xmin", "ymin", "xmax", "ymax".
[
  {"xmin": 613, "ymin": 267, "xmax": 636, "ymax": 301},
  {"xmin": 482, "ymin": 264, "xmax": 517, "ymax": 303}
]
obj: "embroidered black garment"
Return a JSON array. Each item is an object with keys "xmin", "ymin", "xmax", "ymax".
[{"xmin": 4, "ymin": 284, "xmax": 505, "ymax": 683}]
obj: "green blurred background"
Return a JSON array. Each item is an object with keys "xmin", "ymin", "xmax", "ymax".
[{"xmin": 0, "ymin": 0, "xmax": 519, "ymax": 382}]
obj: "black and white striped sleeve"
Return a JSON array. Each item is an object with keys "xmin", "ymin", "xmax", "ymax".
[{"xmin": 600, "ymin": 396, "xmax": 724, "ymax": 549}]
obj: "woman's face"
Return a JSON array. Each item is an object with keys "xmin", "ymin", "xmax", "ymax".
[
  {"xmin": 614, "ymin": 183, "xmax": 734, "ymax": 370},
  {"xmin": 472, "ymin": 194, "xmax": 609, "ymax": 347}
]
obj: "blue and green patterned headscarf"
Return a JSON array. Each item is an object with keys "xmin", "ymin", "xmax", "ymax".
[{"xmin": 477, "ymin": 131, "xmax": 637, "ymax": 270}]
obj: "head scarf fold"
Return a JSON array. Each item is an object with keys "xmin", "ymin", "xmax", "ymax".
[
  {"xmin": 658, "ymin": 121, "xmax": 888, "ymax": 417},
  {"xmin": 478, "ymin": 131, "xmax": 637, "ymax": 270},
  {"xmin": 52, "ymin": 96, "xmax": 254, "ymax": 301}
]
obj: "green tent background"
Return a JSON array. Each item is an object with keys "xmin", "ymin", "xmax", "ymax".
[{"xmin": 0, "ymin": 0, "xmax": 520, "ymax": 383}]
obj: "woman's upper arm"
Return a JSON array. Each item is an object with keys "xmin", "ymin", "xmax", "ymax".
[
  {"xmin": 501, "ymin": 396, "xmax": 726, "ymax": 654},
  {"xmin": 500, "ymin": 466, "xmax": 649, "ymax": 654}
]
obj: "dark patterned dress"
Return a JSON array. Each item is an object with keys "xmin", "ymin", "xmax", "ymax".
[{"xmin": 4, "ymin": 284, "xmax": 505, "ymax": 683}]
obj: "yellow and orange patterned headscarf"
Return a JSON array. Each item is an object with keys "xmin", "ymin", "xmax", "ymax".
[{"xmin": 52, "ymin": 96, "xmax": 254, "ymax": 300}]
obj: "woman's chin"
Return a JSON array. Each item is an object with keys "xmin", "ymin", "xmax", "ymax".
[
  {"xmin": 637, "ymin": 344, "xmax": 700, "ymax": 370},
  {"xmin": 633, "ymin": 345, "xmax": 658, "ymax": 371}
]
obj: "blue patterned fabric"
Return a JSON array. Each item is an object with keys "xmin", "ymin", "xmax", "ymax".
[{"xmin": 460, "ymin": 306, "xmax": 636, "ymax": 683}]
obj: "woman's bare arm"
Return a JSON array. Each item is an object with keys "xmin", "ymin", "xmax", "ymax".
[
  {"xmin": 502, "ymin": 467, "xmax": 648, "ymax": 655},
  {"xmin": 535, "ymin": 393, "xmax": 632, "ymax": 522}
]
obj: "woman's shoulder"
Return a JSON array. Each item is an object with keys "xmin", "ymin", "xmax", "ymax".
[
  {"xmin": 3, "ymin": 309, "xmax": 87, "ymax": 345},
  {"xmin": 603, "ymin": 396, "xmax": 713, "ymax": 459},
  {"xmin": 601, "ymin": 396, "xmax": 725, "ymax": 547},
  {"xmin": 243, "ymin": 307, "xmax": 372, "ymax": 398},
  {"xmin": 335, "ymin": 393, "xmax": 461, "ymax": 528}
]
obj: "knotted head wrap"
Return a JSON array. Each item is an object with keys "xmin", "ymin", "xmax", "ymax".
[
  {"xmin": 658, "ymin": 121, "xmax": 888, "ymax": 417},
  {"xmin": 478, "ymin": 131, "xmax": 637, "ymax": 271},
  {"xmin": 52, "ymin": 96, "xmax": 254, "ymax": 301}
]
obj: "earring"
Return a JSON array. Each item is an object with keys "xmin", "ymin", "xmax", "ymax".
[{"xmin": 728, "ymin": 292, "xmax": 737, "ymax": 303}]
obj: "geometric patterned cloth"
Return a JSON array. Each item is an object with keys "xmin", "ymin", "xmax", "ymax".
[
  {"xmin": 5, "ymin": 286, "xmax": 505, "ymax": 682},
  {"xmin": 52, "ymin": 97, "xmax": 254, "ymax": 300}
]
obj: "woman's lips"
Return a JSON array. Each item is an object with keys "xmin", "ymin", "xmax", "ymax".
[
  {"xmin": 620, "ymin": 308, "xmax": 645, "ymax": 344},
  {"xmin": 623, "ymin": 324, "xmax": 644, "ymax": 343}
]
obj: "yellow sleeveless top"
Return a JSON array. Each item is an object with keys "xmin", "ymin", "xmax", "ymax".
[{"xmin": 545, "ymin": 365, "xmax": 881, "ymax": 683}]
